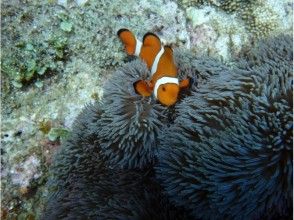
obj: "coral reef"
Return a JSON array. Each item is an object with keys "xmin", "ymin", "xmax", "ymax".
[
  {"xmin": 1, "ymin": 1, "xmax": 70, "ymax": 89},
  {"xmin": 156, "ymin": 35, "xmax": 293, "ymax": 219},
  {"xmin": 182, "ymin": 0, "xmax": 292, "ymax": 61},
  {"xmin": 10, "ymin": 155, "xmax": 42, "ymax": 189},
  {"xmin": 181, "ymin": 0, "xmax": 292, "ymax": 39},
  {"xmin": 185, "ymin": 5, "xmax": 250, "ymax": 60},
  {"xmin": 1, "ymin": 0, "xmax": 292, "ymax": 219}
]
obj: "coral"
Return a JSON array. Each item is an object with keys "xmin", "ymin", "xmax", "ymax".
[
  {"xmin": 1, "ymin": 35, "xmax": 69, "ymax": 88},
  {"xmin": 98, "ymin": 60, "xmax": 167, "ymax": 169},
  {"xmin": 38, "ymin": 120, "xmax": 52, "ymax": 134},
  {"xmin": 180, "ymin": 0, "xmax": 257, "ymax": 11},
  {"xmin": 1, "ymin": 1, "xmax": 71, "ymax": 89},
  {"xmin": 10, "ymin": 155, "xmax": 42, "ymax": 188},
  {"xmin": 180, "ymin": 0, "xmax": 216, "ymax": 7},
  {"xmin": 186, "ymin": 23, "xmax": 218, "ymax": 56},
  {"xmin": 219, "ymin": 0, "xmax": 256, "ymax": 13},
  {"xmin": 185, "ymin": 5, "xmax": 251, "ymax": 60},
  {"xmin": 156, "ymin": 35, "xmax": 293, "ymax": 219},
  {"xmin": 240, "ymin": 4, "xmax": 279, "ymax": 38},
  {"xmin": 180, "ymin": 0, "xmax": 291, "ymax": 39},
  {"xmin": 1, "ymin": 138, "xmax": 50, "ymax": 220},
  {"xmin": 43, "ymin": 102, "xmax": 187, "ymax": 219}
]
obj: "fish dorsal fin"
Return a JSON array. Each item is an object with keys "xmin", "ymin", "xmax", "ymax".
[
  {"xmin": 117, "ymin": 28, "xmax": 138, "ymax": 55},
  {"xmin": 140, "ymin": 32, "xmax": 162, "ymax": 69},
  {"xmin": 163, "ymin": 45, "xmax": 173, "ymax": 59}
]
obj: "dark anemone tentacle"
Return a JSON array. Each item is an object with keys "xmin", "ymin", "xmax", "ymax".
[
  {"xmin": 97, "ymin": 60, "xmax": 169, "ymax": 169},
  {"xmin": 156, "ymin": 35, "xmax": 293, "ymax": 220},
  {"xmin": 43, "ymin": 101, "xmax": 187, "ymax": 219}
]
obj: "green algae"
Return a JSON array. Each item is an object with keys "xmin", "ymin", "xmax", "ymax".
[
  {"xmin": 1, "ymin": 1, "xmax": 72, "ymax": 91},
  {"xmin": 60, "ymin": 21, "xmax": 73, "ymax": 32},
  {"xmin": 38, "ymin": 120, "xmax": 52, "ymax": 135},
  {"xmin": 47, "ymin": 128, "xmax": 70, "ymax": 142},
  {"xmin": 1, "ymin": 34, "xmax": 69, "ymax": 89}
]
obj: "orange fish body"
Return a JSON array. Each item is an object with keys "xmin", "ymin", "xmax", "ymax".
[{"xmin": 117, "ymin": 29, "xmax": 190, "ymax": 106}]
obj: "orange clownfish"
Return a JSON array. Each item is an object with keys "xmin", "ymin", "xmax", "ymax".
[{"xmin": 117, "ymin": 28, "xmax": 191, "ymax": 106}]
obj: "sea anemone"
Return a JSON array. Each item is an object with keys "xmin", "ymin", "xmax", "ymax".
[
  {"xmin": 43, "ymin": 33, "xmax": 292, "ymax": 219},
  {"xmin": 173, "ymin": 47, "xmax": 232, "ymax": 90},
  {"xmin": 43, "ymin": 102, "xmax": 187, "ymax": 219},
  {"xmin": 97, "ymin": 59, "xmax": 168, "ymax": 169},
  {"xmin": 156, "ymin": 35, "xmax": 293, "ymax": 219},
  {"xmin": 44, "ymin": 166, "xmax": 188, "ymax": 219},
  {"xmin": 97, "ymin": 52, "xmax": 230, "ymax": 169},
  {"xmin": 45, "ymin": 102, "xmax": 105, "ymax": 192}
]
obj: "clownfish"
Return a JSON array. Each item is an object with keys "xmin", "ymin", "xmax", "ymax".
[{"xmin": 117, "ymin": 28, "xmax": 191, "ymax": 106}]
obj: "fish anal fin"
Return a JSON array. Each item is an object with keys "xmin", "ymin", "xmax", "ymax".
[{"xmin": 133, "ymin": 80, "xmax": 152, "ymax": 97}]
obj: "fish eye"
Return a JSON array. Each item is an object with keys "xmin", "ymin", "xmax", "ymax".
[{"xmin": 162, "ymin": 86, "xmax": 166, "ymax": 91}]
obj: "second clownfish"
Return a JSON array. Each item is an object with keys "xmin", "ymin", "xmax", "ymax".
[{"xmin": 117, "ymin": 28, "xmax": 191, "ymax": 106}]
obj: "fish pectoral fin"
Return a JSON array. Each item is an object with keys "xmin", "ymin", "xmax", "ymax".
[
  {"xmin": 179, "ymin": 77, "xmax": 192, "ymax": 89},
  {"xmin": 133, "ymin": 80, "xmax": 152, "ymax": 97},
  {"xmin": 117, "ymin": 28, "xmax": 136, "ymax": 55}
]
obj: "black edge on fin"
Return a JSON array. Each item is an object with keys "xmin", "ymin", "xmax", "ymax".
[
  {"xmin": 164, "ymin": 45, "xmax": 174, "ymax": 53},
  {"xmin": 117, "ymin": 28, "xmax": 130, "ymax": 36},
  {"xmin": 164, "ymin": 45, "xmax": 173, "ymax": 50},
  {"xmin": 142, "ymin": 32, "xmax": 161, "ymax": 43}
]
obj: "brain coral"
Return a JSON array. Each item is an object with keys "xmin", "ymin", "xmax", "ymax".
[
  {"xmin": 156, "ymin": 35, "xmax": 293, "ymax": 219},
  {"xmin": 43, "ymin": 101, "xmax": 187, "ymax": 219}
]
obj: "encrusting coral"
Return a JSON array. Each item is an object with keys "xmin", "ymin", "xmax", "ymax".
[
  {"xmin": 155, "ymin": 34, "xmax": 293, "ymax": 219},
  {"xmin": 43, "ymin": 34, "xmax": 292, "ymax": 219},
  {"xmin": 180, "ymin": 0, "xmax": 282, "ymax": 38}
]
